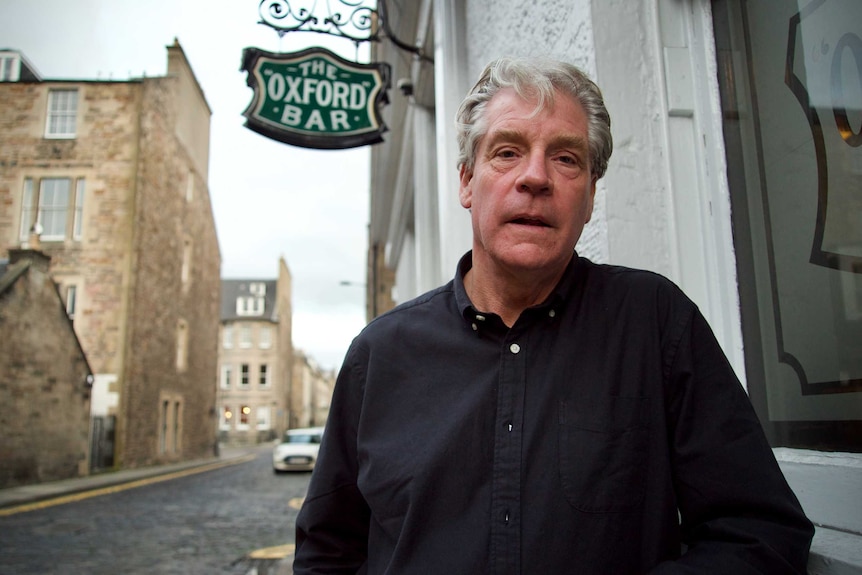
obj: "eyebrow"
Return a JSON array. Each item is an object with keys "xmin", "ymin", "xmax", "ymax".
[{"xmin": 484, "ymin": 129, "xmax": 589, "ymax": 153}]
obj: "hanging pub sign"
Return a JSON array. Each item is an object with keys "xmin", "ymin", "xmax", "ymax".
[{"xmin": 241, "ymin": 46, "xmax": 391, "ymax": 149}]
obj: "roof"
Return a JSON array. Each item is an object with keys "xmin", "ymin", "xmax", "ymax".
[
  {"xmin": 0, "ymin": 259, "xmax": 28, "ymax": 296},
  {"xmin": 220, "ymin": 279, "xmax": 279, "ymax": 322},
  {"xmin": 0, "ymin": 49, "xmax": 42, "ymax": 81}
]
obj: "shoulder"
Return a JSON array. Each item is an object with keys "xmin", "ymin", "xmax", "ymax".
[
  {"xmin": 350, "ymin": 281, "xmax": 460, "ymax": 348},
  {"xmin": 580, "ymin": 258, "xmax": 688, "ymax": 300},
  {"xmin": 575, "ymin": 258, "xmax": 698, "ymax": 330}
]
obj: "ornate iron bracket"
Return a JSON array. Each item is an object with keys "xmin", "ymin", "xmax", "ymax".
[{"xmin": 258, "ymin": 0, "xmax": 433, "ymax": 63}]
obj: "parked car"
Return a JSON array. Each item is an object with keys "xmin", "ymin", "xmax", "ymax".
[{"xmin": 272, "ymin": 426, "xmax": 324, "ymax": 473}]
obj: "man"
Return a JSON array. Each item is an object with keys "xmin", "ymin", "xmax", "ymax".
[{"xmin": 294, "ymin": 58, "xmax": 813, "ymax": 574}]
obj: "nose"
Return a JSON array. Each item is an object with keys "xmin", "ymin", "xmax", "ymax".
[{"xmin": 515, "ymin": 152, "xmax": 552, "ymax": 194}]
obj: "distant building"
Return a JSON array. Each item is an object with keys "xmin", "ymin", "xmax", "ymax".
[
  {"xmin": 0, "ymin": 249, "xmax": 93, "ymax": 488},
  {"xmin": 217, "ymin": 258, "xmax": 294, "ymax": 446},
  {"xmin": 0, "ymin": 40, "xmax": 221, "ymax": 471},
  {"xmin": 290, "ymin": 350, "xmax": 336, "ymax": 429}
]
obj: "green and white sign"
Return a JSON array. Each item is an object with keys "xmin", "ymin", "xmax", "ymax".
[{"xmin": 241, "ymin": 47, "xmax": 391, "ymax": 149}]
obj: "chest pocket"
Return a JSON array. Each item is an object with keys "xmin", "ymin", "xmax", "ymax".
[{"xmin": 558, "ymin": 396, "xmax": 649, "ymax": 512}]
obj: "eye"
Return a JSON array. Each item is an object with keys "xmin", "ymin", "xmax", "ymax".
[{"xmin": 496, "ymin": 148, "xmax": 518, "ymax": 159}]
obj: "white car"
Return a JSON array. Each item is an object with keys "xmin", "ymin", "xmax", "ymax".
[{"xmin": 272, "ymin": 426, "xmax": 324, "ymax": 472}]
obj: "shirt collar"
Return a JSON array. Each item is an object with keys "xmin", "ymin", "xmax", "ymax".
[{"xmin": 454, "ymin": 250, "xmax": 582, "ymax": 325}]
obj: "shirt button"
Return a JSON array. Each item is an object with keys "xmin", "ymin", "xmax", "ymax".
[
  {"xmin": 471, "ymin": 323, "xmax": 478, "ymax": 331},
  {"xmin": 549, "ymin": 309, "xmax": 556, "ymax": 318},
  {"xmin": 509, "ymin": 343, "xmax": 521, "ymax": 354}
]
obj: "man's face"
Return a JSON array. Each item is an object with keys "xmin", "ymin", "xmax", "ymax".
[{"xmin": 459, "ymin": 88, "xmax": 597, "ymax": 278}]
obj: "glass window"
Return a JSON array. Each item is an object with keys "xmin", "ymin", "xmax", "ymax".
[
  {"xmin": 65, "ymin": 285, "xmax": 77, "ymax": 320},
  {"xmin": 240, "ymin": 364, "xmax": 250, "ymax": 387},
  {"xmin": 256, "ymin": 406, "xmax": 271, "ymax": 430},
  {"xmin": 181, "ymin": 237, "xmax": 192, "ymax": 288},
  {"xmin": 0, "ymin": 54, "xmax": 17, "ymax": 82},
  {"xmin": 238, "ymin": 405, "xmax": 250, "ymax": 429},
  {"xmin": 38, "ymin": 178, "xmax": 71, "ymax": 240},
  {"xmin": 175, "ymin": 319, "xmax": 188, "ymax": 372},
  {"xmin": 223, "ymin": 326, "xmax": 233, "ymax": 348},
  {"xmin": 46, "ymin": 89, "xmax": 78, "ymax": 138},
  {"xmin": 713, "ymin": 0, "xmax": 862, "ymax": 451},
  {"xmin": 18, "ymin": 177, "xmax": 85, "ymax": 242},
  {"xmin": 259, "ymin": 364, "xmax": 270, "ymax": 387},
  {"xmin": 259, "ymin": 326, "xmax": 272, "ymax": 349},
  {"xmin": 239, "ymin": 326, "xmax": 252, "ymax": 348},
  {"xmin": 220, "ymin": 364, "xmax": 232, "ymax": 389},
  {"xmin": 18, "ymin": 178, "xmax": 34, "ymax": 242},
  {"xmin": 73, "ymin": 178, "xmax": 85, "ymax": 240},
  {"xmin": 220, "ymin": 406, "xmax": 232, "ymax": 430},
  {"xmin": 236, "ymin": 296, "xmax": 265, "ymax": 316}
]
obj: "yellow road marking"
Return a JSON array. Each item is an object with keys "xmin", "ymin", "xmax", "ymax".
[
  {"xmin": 0, "ymin": 454, "xmax": 257, "ymax": 517},
  {"xmin": 247, "ymin": 543, "xmax": 295, "ymax": 559}
]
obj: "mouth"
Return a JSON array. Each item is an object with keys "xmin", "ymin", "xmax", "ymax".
[{"xmin": 510, "ymin": 216, "xmax": 551, "ymax": 228}]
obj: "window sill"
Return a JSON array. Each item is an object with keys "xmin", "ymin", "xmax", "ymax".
[{"xmin": 774, "ymin": 448, "xmax": 862, "ymax": 575}]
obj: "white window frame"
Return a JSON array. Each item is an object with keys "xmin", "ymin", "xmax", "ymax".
[
  {"xmin": 0, "ymin": 53, "xmax": 20, "ymax": 82},
  {"xmin": 72, "ymin": 178, "xmax": 85, "ymax": 241},
  {"xmin": 240, "ymin": 364, "xmax": 250, "ymax": 388},
  {"xmin": 37, "ymin": 178, "xmax": 71, "ymax": 241},
  {"xmin": 236, "ymin": 296, "xmax": 265, "ymax": 316},
  {"xmin": 65, "ymin": 284, "xmax": 77, "ymax": 320},
  {"xmin": 45, "ymin": 88, "xmax": 78, "ymax": 139},
  {"xmin": 259, "ymin": 364, "xmax": 270, "ymax": 387},
  {"xmin": 175, "ymin": 319, "xmax": 188, "ymax": 372},
  {"xmin": 223, "ymin": 325, "xmax": 233, "ymax": 348},
  {"xmin": 256, "ymin": 406, "xmax": 271, "ymax": 430},
  {"xmin": 259, "ymin": 326, "xmax": 272, "ymax": 349},
  {"xmin": 18, "ymin": 178, "xmax": 35, "ymax": 242},
  {"xmin": 237, "ymin": 405, "xmax": 251, "ymax": 430},
  {"xmin": 220, "ymin": 405, "xmax": 232, "ymax": 430},
  {"xmin": 19, "ymin": 177, "xmax": 85, "ymax": 243},
  {"xmin": 220, "ymin": 364, "xmax": 232, "ymax": 390},
  {"xmin": 239, "ymin": 326, "xmax": 252, "ymax": 348}
]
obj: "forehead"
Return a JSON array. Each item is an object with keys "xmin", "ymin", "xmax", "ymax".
[{"xmin": 480, "ymin": 87, "xmax": 588, "ymax": 145}]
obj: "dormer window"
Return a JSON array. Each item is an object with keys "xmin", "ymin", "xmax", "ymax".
[
  {"xmin": 0, "ymin": 53, "xmax": 19, "ymax": 82},
  {"xmin": 236, "ymin": 295, "xmax": 265, "ymax": 316}
]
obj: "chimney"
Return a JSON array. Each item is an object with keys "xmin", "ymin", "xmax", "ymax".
[{"xmin": 8, "ymin": 248, "xmax": 52, "ymax": 272}]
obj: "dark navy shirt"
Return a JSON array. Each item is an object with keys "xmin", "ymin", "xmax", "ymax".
[{"xmin": 294, "ymin": 253, "xmax": 812, "ymax": 574}]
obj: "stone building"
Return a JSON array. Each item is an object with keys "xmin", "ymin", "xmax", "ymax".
[
  {"xmin": 0, "ymin": 249, "xmax": 93, "ymax": 488},
  {"xmin": 290, "ymin": 350, "xmax": 335, "ymax": 429},
  {"xmin": 217, "ymin": 258, "xmax": 294, "ymax": 446},
  {"xmin": 0, "ymin": 40, "xmax": 221, "ymax": 470}
]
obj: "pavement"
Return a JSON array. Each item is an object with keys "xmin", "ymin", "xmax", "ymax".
[{"xmin": 0, "ymin": 445, "xmax": 295, "ymax": 575}]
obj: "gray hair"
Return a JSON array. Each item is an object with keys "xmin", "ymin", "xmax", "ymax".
[{"xmin": 455, "ymin": 57, "xmax": 613, "ymax": 179}]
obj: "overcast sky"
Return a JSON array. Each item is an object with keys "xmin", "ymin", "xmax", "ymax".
[{"xmin": 0, "ymin": 0, "xmax": 372, "ymax": 371}]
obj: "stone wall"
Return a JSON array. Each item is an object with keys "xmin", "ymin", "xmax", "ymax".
[{"xmin": 0, "ymin": 251, "xmax": 92, "ymax": 488}]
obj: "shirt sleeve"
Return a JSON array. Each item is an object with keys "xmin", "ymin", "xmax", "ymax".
[
  {"xmin": 649, "ymin": 310, "xmax": 814, "ymax": 574},
  {"xmin": 293, "ymin": 341, "xmax": 371, "ymax": 575}
]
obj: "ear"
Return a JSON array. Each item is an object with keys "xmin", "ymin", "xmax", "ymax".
[
  {"xmin": 459, "ymin": 164, "xmax": 473, "ymax": 209},
  {"xmin": 584, "ymin": 176, "xmax": 598, "ymax": 223}
]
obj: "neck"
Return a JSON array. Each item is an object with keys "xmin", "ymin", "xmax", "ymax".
[{"xmin": 465, "ymin": 256, "xmax": 568, "ymax": 327}]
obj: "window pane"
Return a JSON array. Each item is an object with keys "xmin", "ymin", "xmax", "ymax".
[
  {"xmin": 19, "ymin": 178, "xmax": 34, "ymax": 242},
  {"xmin": 66, "ymin": 285, "xmax": 77, "ymax": 318},
  {"xmin": 39, "ymin": 178, "xmax": 70, "ymax": 239},
  {"xmin": 713, "ymin": 0, "xmax": 862, "ymax": 450},
  {"xmin": 73, "ymin": 179, "xmax": 85, "ymax": 240},
  {"xmin": 46, "ymin": 89, "xmax": 78, "ymax": 137}
]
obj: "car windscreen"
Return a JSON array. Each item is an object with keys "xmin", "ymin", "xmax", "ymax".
[{"xmin": 284, "ymin": 434, "xmax": 320, "ymax": 444}]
